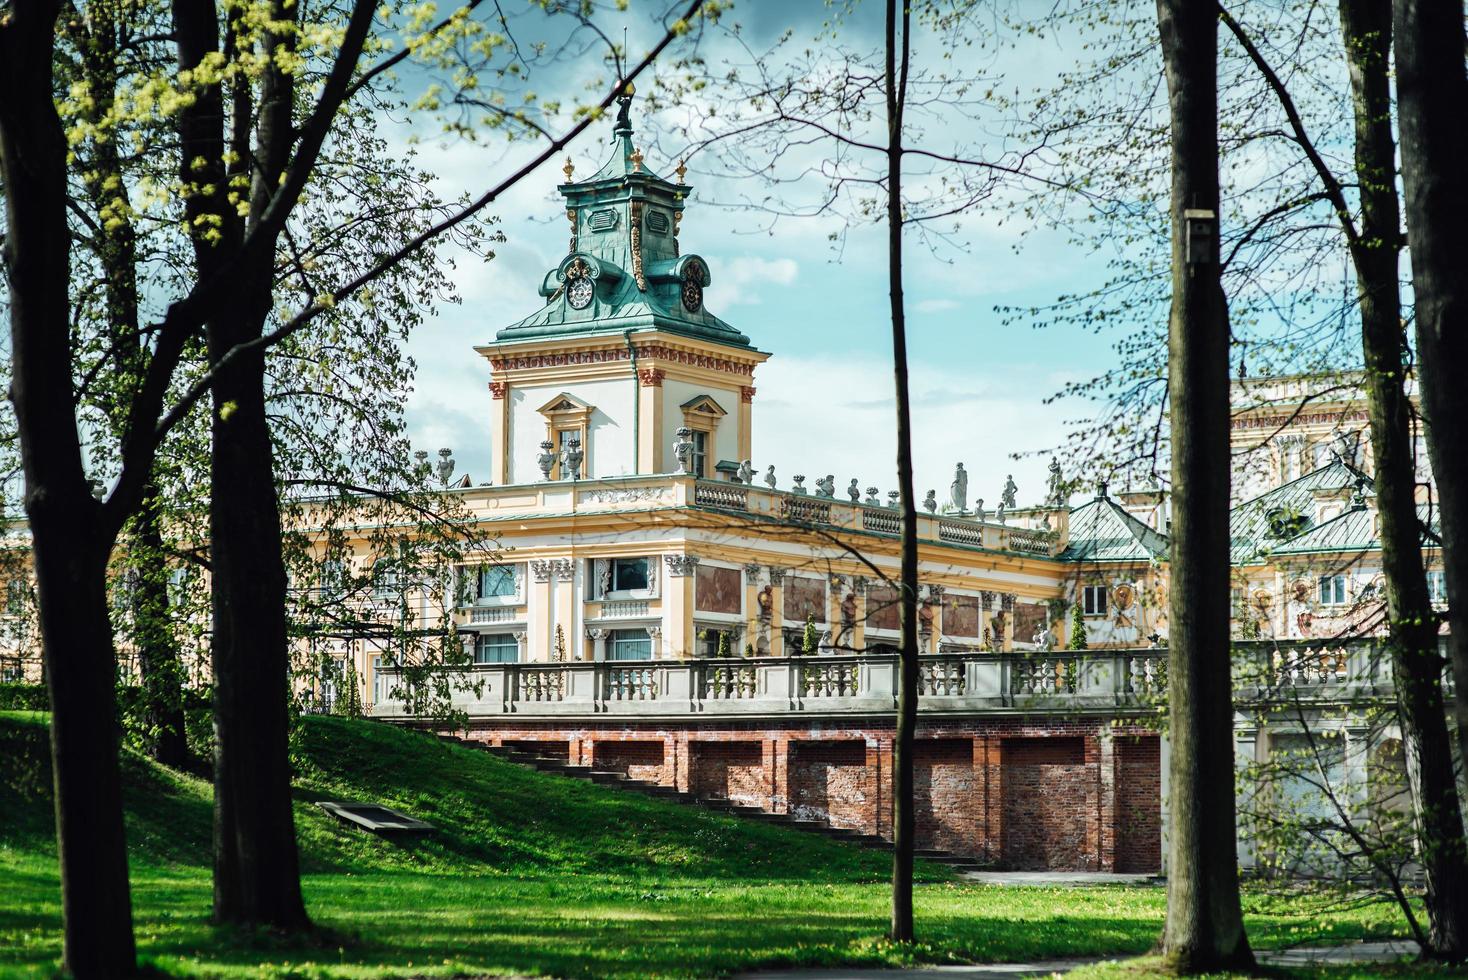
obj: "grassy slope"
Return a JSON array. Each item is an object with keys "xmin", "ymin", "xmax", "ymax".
[{"xmin": 0, "ymin": 711, "xmax": 1414, "ymax": 978}]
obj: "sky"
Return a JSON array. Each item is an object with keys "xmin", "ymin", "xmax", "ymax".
[{"xmin": 387, "ymin": 1, "xmax": 1133, "ymax": 509}]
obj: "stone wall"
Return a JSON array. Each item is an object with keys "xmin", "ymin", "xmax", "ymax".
[{"xmin": 453, "ymin": 717, "xmax": 1161, "ymax": 872}]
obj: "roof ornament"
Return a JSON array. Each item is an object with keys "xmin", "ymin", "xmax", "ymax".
[
  {"xmin": 675, "ymin": 158, "xmax": 687, "ymax": 183},
  {"xmin": 614, "ymin": 81, "xmax": 635, "ymax": 135},
  {"xmin": 630, "ymin": 146, "xmax": 644, "ymax": 174},
  {"xmin": 563, "ymin": 156, "xmax": 575, "ymax": 182}
]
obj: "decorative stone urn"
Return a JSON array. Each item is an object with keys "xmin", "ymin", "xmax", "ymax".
[{"xmin": 536, "ymin": 440, "xmax": 556, "ymax": 481}]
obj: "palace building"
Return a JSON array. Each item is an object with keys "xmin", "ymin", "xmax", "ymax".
[
  {"xmin": 359, "ymin": 98, "xmax": 1437, "ymax": 873},
  {"xmin": 0, "ymin": 96, "xmax": 1443, "ymax": 874}
]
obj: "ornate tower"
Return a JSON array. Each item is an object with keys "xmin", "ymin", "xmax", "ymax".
[{"xmin": 478, "ymin": 90, "xmax": 768, "ymax": 484}]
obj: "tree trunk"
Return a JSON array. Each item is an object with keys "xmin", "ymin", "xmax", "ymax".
[
  {"xmin": 208, "ymin": 296, "xmax": 309, "ymax": 928},
  {"xmin": 132, "ymin": 500, "xmax": 192, "ymax": 770},
  {"xmin": 1395, "ymin": 0, "xmax": 1468, "ymax": 837},
  {"xmin": 171, "ymin": 0, "xmax": 310, "ymax": 928},
  {"xmin": 1341, "ymin": 0, "xmax": 1468, "ymax": 958},
  {"xmin": 1155, "ymin": 0, "xmax": 1254, "ymax": 970},
  {"xmin": 0, "ymin": 2, "xmax": 137, "ymax": 975},
  {"xmin": 74, "ymin": 7, "xmax": 192, "ymax": 772},
  {"xmin": 884, "ymin": 0, "xmax": 918, "ymax": 945}
]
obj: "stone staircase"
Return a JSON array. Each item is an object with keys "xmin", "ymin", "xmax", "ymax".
[{"xmin": 433, "ymin": 733, "xmax": 988, "ymax": 874}]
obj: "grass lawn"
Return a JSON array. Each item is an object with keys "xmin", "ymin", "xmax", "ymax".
[{"xmin": 0, "ymin": 710, "xmax": 1420, "ymax": 978}]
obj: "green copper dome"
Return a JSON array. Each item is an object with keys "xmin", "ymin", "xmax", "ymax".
[{"xmin": 495, "ymin": 93, "xmax": 752, "ymax": 349}]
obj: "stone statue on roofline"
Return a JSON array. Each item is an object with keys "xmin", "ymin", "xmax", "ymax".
[
  {"xmin": 949, "ymin": 462, "xmax": 969, "ymax": 513},
  {"xmin": 1046, "ymin": 457, "xmax": 1067, "ymax": 507},
  {"xmin": 737, "ymin": 460, "xmax": 754, "ymax": 485},
  {"xmin": 1000, "ymin": 474, "xmax": 1018, "ymax": 510},
  {"xmin": 815, "ymin": 475, "xmax": 835, "ymax": 498},
  {"xmin": 847, "ymin": 479, "xmax": 861, "ymax": 502},
  {"xmin": 763, "ymin": 465, "xmax": 777, "ymax": 489},
  {"xmin": 923, "ymin": 490, "xmax": 937, "ymax": 513},
  {"xmin": 974, "ymin": 498, "xmax": 985, "ymax": 522}
]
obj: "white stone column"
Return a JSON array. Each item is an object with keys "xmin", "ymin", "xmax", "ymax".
[
  {"xmin": 587, "ymin": 628, "xmax": 607, "ymax": 662},
  {"xmin": 646, "ymin": 625, "xmax": 663, "ymax": 659}
]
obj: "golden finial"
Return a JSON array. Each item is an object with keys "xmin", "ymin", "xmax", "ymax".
[
  {"xmin": 562, "ymin": 156, "xmax": 574, "ymax": 182},
  {"xmin": 630, "ymin": 146, "xmax": 644, "ymax": 174},
  {"xmin": 674, "ymin": 158, "xmax": 687, "ymax": 184}
]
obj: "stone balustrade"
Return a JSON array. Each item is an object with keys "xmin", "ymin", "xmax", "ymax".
[{"xmin": 371, "ymin": 638, "xmax": 1409, "ymax": 720}]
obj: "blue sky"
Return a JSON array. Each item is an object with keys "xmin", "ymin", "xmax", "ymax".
[{"xmin": 387, "ymin": 1, "xmax": 1134, "ymax": 508}]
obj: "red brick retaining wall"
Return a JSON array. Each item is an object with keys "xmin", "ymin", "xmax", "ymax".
[{"xmin": 454, "ymin": 717, "xmax": 1161, "ymax": 872}]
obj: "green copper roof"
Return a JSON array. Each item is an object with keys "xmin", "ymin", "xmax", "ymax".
[
  {"xmin": 1229, "ymin": 460, "xmax": 1368, "ymax": 563},
  {"xmin": 1060, "ymin": 495, "xmax": 1169, "ymax": 563},
  {"xmin": 495, "ymin": 94, "xmax": 752, "ymax": 350},
  {"xmin": 1268, "ymin": 502, "xmax": 1438, "ymax": 556}
]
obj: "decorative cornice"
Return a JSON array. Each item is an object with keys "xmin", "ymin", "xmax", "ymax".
[
  {"xmin": 489, "ymin": 343, "xmax": 757, "ymax": 377},
  {"xmin": 639, "ymin": 368, "xmax": 665, "ymax": 387},
  {"xmin": 531, "ymin": 560, "xmax": 554, "ymax": 583},
  {"xmin": 1231, "ymin": 410, "xmax": 1369, "ymax": 431},
  {"xmin": 488, "ymin": 381, "xmax": 507, "ymax": 400},
  {"xmin": 553, "ymin": 559, "xmax": 575, "ymax": 582},
  {"xmin": 767, "ymin": 566, "xmax": 786, "ymax": 585},
  {"xmin": 740, "ymin": 385, "xmax": 757, "ymax": 403}
]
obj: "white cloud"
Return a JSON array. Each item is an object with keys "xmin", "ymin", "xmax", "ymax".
[
  {"xmin": 705, "ymin": 255, "xmax": 800, "ymax": 308},
  {"xmin": 750, "ymin": 354, "xmax": 1073, "ymax": 509},
  {"xmin": 915, "ymin": 298, "xmax": 960, "ymax": 314}
]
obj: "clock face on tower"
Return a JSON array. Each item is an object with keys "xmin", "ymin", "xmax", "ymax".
[
  {"xmin": 681, "ymin": 277, "xmax": 702, "ymax": 313},
  {"xmin": 567, "ymin": 276, "xmax": 594, "ymax": 310}
]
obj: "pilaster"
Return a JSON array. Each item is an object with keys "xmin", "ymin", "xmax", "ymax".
[
  {"xmin": 528, "ymin": 560, "xmax": 554, "ymax": 661},
  {"xmin": 489, "ymin": 381, "xmax": 510, "ymax": 484},
  {"xmin": 552, "ymin": 559, "xmax": 575, "ymax": 663},
  {"xmin": 663, "ymin": 555, "xmax": 698, "ymax": 657}
]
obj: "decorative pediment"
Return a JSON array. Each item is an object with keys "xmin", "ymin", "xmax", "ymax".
[
  {"xmin": 679, "ymin": 394, "xmax": 727, "ymax": 418},
  {"xmin": 537, "ymin": 392, "xmax": 595, "ymax": 419}
]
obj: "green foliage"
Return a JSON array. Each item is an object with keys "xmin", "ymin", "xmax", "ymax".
[
  {"xmin": 0, "ymin": 683, "xmax": 48, "ymax": 711},
  {"xmin": 716, "ymin": 630, "xmax": 731, "ymax": 658},
  {"xmin": 803, "ymin": 615, "xmax": 818, "ymax": 655},
  {"xmin": 1068, "ymin": 601, "xmax": 1088, "ymax": 650},
  {"xmin": 339, "ymin": 660, "xmax": 363, "ymax": 719},
  {"xmin": 0, "ymin": 711, "xmax": 1414, "ymax": 978}
]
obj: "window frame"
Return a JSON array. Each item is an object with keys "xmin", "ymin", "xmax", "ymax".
[
  {"xmin": 608, "ymin": 628, "xmax": 653, "ymax": 661},
  {"xmin": 1428, "ymin": 569, "xmax": 1447, "ymax": 604},
  {"xmin": 473, "ymin": 632, "xmax": 520, "ymax": 664},
  {"xmin": 1317, "ymin": 574, "xmax": 1348, "ymax": 607},
  {"xmin": 1081, "ymin": 585, "xmax": 1109, "ymax": 618}
]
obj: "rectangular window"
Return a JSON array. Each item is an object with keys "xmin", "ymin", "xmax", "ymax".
[
  {"xmin": 691, "ymin": 430, "xmax": 708, "ymax": 478},
  {"xmin": 477, "ymin": 564, "xmax": 518, "ymax": 599},
  {"xmin": 556, "ymin": 429, "xmax": 579, "ymax": 480},
  {"xmin": 1318, "ymin": 574, "xmax": 1348, "ymax": 606},
  {"xmin": 320, "ymin": 559, "xmax": 346, "ymax": 599},
  {"xmin": 610, "ymin": 558, "xmax": 650, "ymax": 593},
  {"xmin": 372, "ymin": 654, "xmax": 396, "ymax": 702},
  {"xmin": 373, "ymin": 561, "xmax": 398, "ymax": 597},
  {"xmin": 1428, "ymin": 570, "xmax": 1446, "ymax": 604},
  {"xmin": 1082, "ymin": 585, "xmax": 1109, "ymax": 617},
  {"xmin": 474, "ymin": 632, "xmax": 519, "ymax": 663},
  {"xmin": 608, "ymin": 628, "xmax": 652, "ymax": 660}
]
